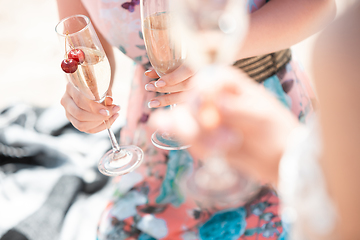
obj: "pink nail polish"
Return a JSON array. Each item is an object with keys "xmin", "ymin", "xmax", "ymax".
[
  {"xmin": 145, "ymin": 84, "xmax": 156, "ymax": 91},
  {"xmin": 99, "ymin": 109, "xmax": 110, "ymax": 116},
  {"xmin": 155, "ymin": 80, "xmax": 166, "ymax": 87},
  {"xmin": 148, "ymin": 100, "xmax": 160, "ymax": 108},
  {"xmin": 112, "ymin": 105, "xmax": 121, "ymax": 112}
]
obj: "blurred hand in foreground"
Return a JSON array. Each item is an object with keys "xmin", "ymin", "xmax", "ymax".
[{"xmin": 150, "ymin": 66, "xmax": 300, "ymax": 184}]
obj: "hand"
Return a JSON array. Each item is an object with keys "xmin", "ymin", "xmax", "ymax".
[
  {"xmin": 60, "ymin": 82, "xmax": 121, "ymax": 133},
  {"xmin": 150, "ymin": 67, "xmax": 300, "ymax": 184},
  {"xmin": 144, "ymin": 65, "xmax": 195, "ymax": 108}
]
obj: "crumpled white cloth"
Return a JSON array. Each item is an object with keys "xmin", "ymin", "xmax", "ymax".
[{"xmin": 0, "ymin": 103, "xmax": 125, "ymax": 239}]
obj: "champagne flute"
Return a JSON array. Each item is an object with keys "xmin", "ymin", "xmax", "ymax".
[
  {"xmin": 140, "ymin": 0, "xmax": 190, "ymax": 150},
  {"xmin": 174, "ymin": 0, "xmax": 259, "ymax": 206},
  {"xmin": 55, "ymin": 15, "xmax": 144, "ymax": 176}
]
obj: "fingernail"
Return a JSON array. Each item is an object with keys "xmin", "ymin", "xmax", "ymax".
[
  {"xmin": 111, "ymin": 113, "xmax": 119, "ymax": 120},
  {"xmin": 99, "ymin": 109, "xmax": 110, "ymax": 116},
  {"xmin": 144, "ymin": 70, "xmax": 152, "ymax": 76},
  {"xmin": 155, "ymin": 80, "xmax": 166, "ymax": 87},
  {"xmin": 112, "ymin": 105, "xmax": 121, "ymax": 112},
  {"xmin": 148, "ymin": 99, "xmax": 160, "ymax": 108},
  {"xmin": 145, "ymin": 83, "xmax": 156, "ymax": 91}
]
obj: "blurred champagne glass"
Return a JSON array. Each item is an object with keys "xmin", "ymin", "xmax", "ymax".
[{"xmin": 173, "ymin": 0, "xmax": 259, "ymax": 206}]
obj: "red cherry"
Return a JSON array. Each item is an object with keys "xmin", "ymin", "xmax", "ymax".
[
  {"xmin": 61, "ymin": 58, "xmax": 78, "ymax": 73},
  {"xmin": 68, "ymin": 49, "xmax": 85, "ymax": 64}
]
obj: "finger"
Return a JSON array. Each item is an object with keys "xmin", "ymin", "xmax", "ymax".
[
  {"xmin": 104, "ymin": 96, "xmax": 113, "ymax": 106},
  {"xmin": 155, "ymin": 64, "xmax": 193, "ymax": 87},
  {"xmin": 144, "ymin": 69, "xmax": 160, "ymax": 79},
  {"xmin": 66, "ymin": 82, "xmax": 120, "ymax": 116},
  {"xmin": 65, "ymin": 111, "xmax": 104, "ymax": 133},
  {"xmin": 87, "ymin": 113, "xmax": 120, "ymax": 134},
  {"xmin": 66, "ymin": 111, "xmax": 119, "ymax": 134},
  {"xmin": 63, "ymin": 94, "xmax": 118, "ymax": 122},
  {"xmin": 145, "ymin": 78, "xmax": 194, "ymax": 93},
  {"xmin": 66, "ymin": 82, "xmax": 96, "ymax": 112},
  {"xmin": 61, "ymin": 90, "xmax": 121, "ymax": 121},
  {"xmin": 147, "ymin": 92, "xmax": 185, "ymax": 108}
]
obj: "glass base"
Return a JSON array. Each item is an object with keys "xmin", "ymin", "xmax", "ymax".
[
  {"xmin": 151, "ymin": 129, "xmax": 191, "ymax": 150},
  {"xmin": 98, "ymin": 145, "xmax": 144, "ymax": 176},
  {"xmin": 184, "ymin": 167, "xmax": 259, "ymax": 207}
]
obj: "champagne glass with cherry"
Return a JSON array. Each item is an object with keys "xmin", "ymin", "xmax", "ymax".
[{"xmin": 56, "ymin": 15, "xmax": 144, "ymax": 176}]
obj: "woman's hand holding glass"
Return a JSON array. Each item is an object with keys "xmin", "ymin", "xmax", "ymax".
[
  {"xmin": 61, "ymin": 82, "xmax": 120, "ymax": 133},
  {"xmin": 56, "ymin": 15, "xmax": 144, "ymax": 177},
  {"xmin": 151, "ymin": 68, "xmax": 300, "ymax": 185},
  {"xmin": 144, "ymin": 65, "xmax": 195, "ymax": 108}
]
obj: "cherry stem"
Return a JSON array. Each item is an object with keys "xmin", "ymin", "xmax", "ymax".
[
  {"xmin": 65, "ymin": 33, "xmax": 68, "ymax": 59},
  {"xmin": 66, "ymin": 30, "xmax": 76, "ymax": 50}
]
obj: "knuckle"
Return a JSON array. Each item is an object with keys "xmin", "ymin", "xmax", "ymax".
[
  {"xmin": 89, "ymin": 124, "xmax": 104, "ymax": 134},
  {"xmin": 72, "ymin": 108, "xmax": 85, "ymax": 121},
  {"xmin": 75, "ymin": 121, "xmax": 88, "ymax": 132},
  {"xmin": 65, "ymin": 112, "xmax": 72, "ymax": 122},
  {"xmin": 183, "ymin": 79, "xmax": 193, "ymax": 90},
  {"xmin": 60, "ymin": 96, "xmax": 66, "ymax": 107},
  {"xmin": 156, "ymin": 87, "xmax": 167, "ymax": 93},
  {"xmin": 162, "ymin": 95, "xmax": 172, "ymax": 106},
  {"xmin": 68, "ymin": 116, "xmax": 87, "ymax": 132},
  {"xmin": 66, "ymin": 82, "xmax": 73, "ymax": 93},
  {"xmin": 73, "ymin": 96, "xmax": 82, "ymax": 108},
  {"xmin": 87, "ymin": 128, "xmax": 97, "ymax": 134}
]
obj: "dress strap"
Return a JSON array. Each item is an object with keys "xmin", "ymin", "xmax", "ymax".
[{"xmin": 233, "ymin": 49, "xmax": 292, "ymax": 83}]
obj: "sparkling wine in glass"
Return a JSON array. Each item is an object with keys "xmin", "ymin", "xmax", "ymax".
[
  {"xmin": 141, "ymin": 0, "xmax": 190, "ymax": 150},
  {"xmin": 56, "ymin": 15, "xmax": 144, "ymax": 176},
  {"xmin": 174, "ymin": 0, "xmax": 259, "ymax": 206}
]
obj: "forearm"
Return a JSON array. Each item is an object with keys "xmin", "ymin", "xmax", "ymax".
[
  {"xmin": 56, "ymin": 0, "xmax": 116, "ymax": 92},
  {"xmin": 313, "ymin": 3, "xmax": 360, "ymax": 237},
  {"xmin": 238, "ymin": 0, "xmax": 336, "ymax": 59}
]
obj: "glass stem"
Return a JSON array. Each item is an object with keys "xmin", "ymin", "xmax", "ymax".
[{"xmin": 103, "ymin": 120, "xmax": 121, "ymax": 152}]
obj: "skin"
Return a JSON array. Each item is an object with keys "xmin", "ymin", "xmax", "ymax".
[
  {"xmin": 57, "ymin": 0, "xmax": 336, "ymax": 133},
  {"xmin": 145, "ymin": 0, "xmax": 337, "ymax": 108},
  {"xmin": 150, "ymin": 67, "xmax": 299, "ymax": 184},
  {"xmin": 239, "ymin": 0, "xmax": 337, "ymax": 59},
  {"xmin": 151, "ymin": 2, "xmax": 360, "ymax": 239},
  {"xmin": 57, "ymin": 0, "xmax": 120, "ymax": 133},
  {"xmin": 312, "ymin": 2, "xmax": 360, "ymax": 239}
]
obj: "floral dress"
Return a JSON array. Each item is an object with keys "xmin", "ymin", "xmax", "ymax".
[{"xmin": 81, "ymin": 0, "xmax": 315, "ymax": 239}]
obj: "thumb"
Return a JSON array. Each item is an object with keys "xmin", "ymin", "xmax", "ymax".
[
  {"xmin": 144, "ymin": 69, "xmax": 160, "ymax": 79},
  {"xmin": 104, "ymin": 96, "xmax": 113, "ymax": 106}
]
